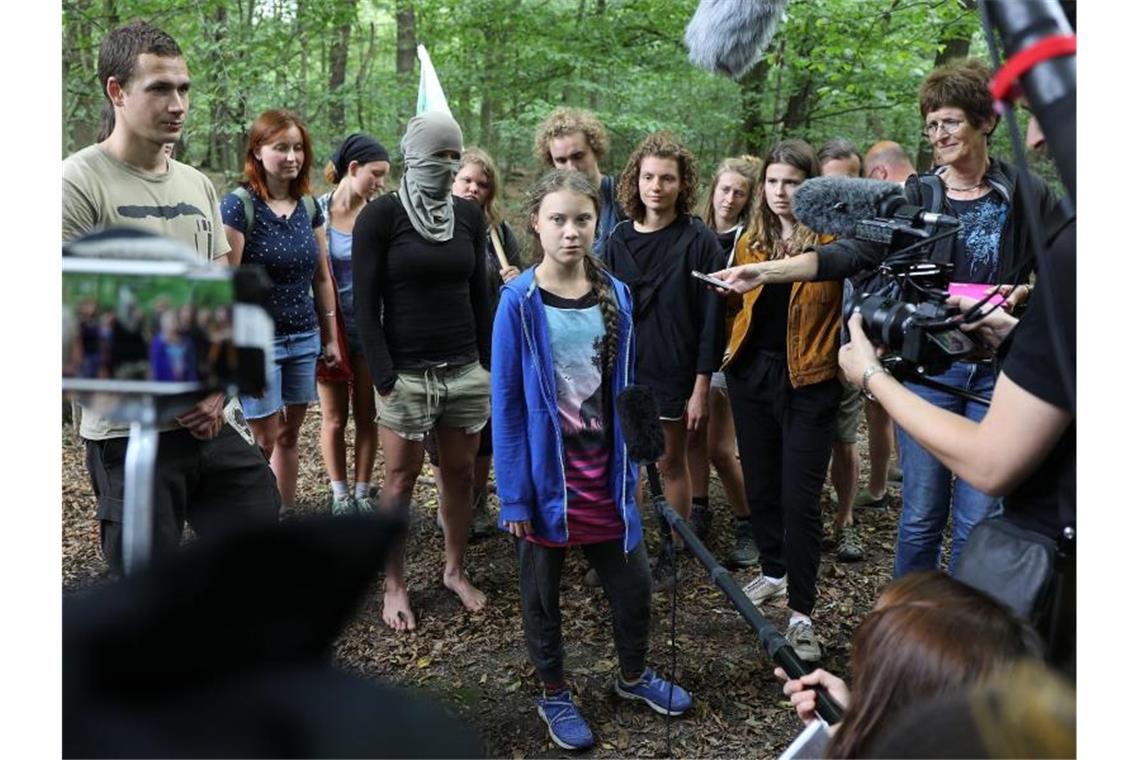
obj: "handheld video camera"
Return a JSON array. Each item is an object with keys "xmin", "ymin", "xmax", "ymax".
[{"xmin": 63, "ymin": 227, "xmax": 276, "ymax": 574}]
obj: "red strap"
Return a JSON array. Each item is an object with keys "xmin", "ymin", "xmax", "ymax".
[{"xmin": 990, "ymin": 34, "xmax": 1076, "ymax": 102}]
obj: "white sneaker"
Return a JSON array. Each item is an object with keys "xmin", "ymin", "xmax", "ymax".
[
  {"xmin": 786, "ymin": 619, "xmax": 822, "ymax": 662},
  {"xmin": 743, "ymin": 573, "xmax": 787, "ymax": 606}
]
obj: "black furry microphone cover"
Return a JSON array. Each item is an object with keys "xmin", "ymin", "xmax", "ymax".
[
  {"xmin": 617, "ymin": 385, "xmax": 665, "ymax": 464},
  {"xmin": 792, "ymin": 176, "xmax": 904, "ymax": 237},
  {"xmin": 684, "ymin": 0, "xmax": 789, "ymax": 80}
]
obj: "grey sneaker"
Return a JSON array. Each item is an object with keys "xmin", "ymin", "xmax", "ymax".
[
  {"xmin": 354, "ymin": 496, "xmax": 374, "ymax": 515},
  {"xmin": 331, "ymin": 494, "xmax": 356, "ymax": 516},
  {"xmin": 727, "ymin": 520, "xmax": 760, "ymax": 567},
  {"xmin": 743, "ymin": 572, "xmax": 787, "ymax": 607},
  {"xmin": 836, "ymin": 524, "xmax": 865, "ymax": 562},
  {"xmin": 470, "ymin": 488, "xmax": 495, "ymax": 539},
  {"xmin": 786, "ymin": 619, "xmax": 822, "ymax": 662}
]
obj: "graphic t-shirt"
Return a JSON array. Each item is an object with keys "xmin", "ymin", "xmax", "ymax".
[
  {"xmin": 949, "ymin": 192, "xmax": 1010, "ymax": 284},
  {"xmin": 529, "ymin": 288, "xmax": 624, "ymax": 547},
  {"xmin": 62, "ymin": 144, "xmax": 231, "ymax": 439}
]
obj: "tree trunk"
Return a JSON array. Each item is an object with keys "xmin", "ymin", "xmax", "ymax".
[
  {"xmin": 396, "ymin": 3, "xmax": 416, "ymax": 133},
  {"xmin": 739, "ymin": 59, "xmax": 771, "ymax": 155},
  {"xmin": 355, "ymin": 21, "xmax": 377, "ymax": 131},
  {"xmin": 588, "ymin": 0, "xmax": 605, "ymax": 110},
  {"xmin": 328, "ymin": 16, "xmax": 352, "ymax": 137}
]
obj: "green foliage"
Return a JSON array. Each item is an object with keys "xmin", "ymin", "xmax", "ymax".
[{"xmin": 63, "ymin": 0, "xmax": 1004, "ymax": 206}]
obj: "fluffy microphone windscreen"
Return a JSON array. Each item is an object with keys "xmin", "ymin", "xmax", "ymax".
[
  {"xmin": 617, "ymin": 385, "xmax": 665, "ymax": 464},
  {"xmin": 684, "ymin": 0, "xmax": 789, "ymax": 80},
  {"xmin": 792, "ymin": 176, "xmax": 903, "ymax": 237}
]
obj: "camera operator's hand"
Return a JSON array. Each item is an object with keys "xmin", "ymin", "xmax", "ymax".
[
  {"xmin": 992, "ymin": 283, "xmax": 1032, "ymax": 310},
  {"xmin": 775, "ymin": 667, "xmax": 850, "ymax": 726},
  {"xmin": 838, "ymin": 313, "xmax": 885, "ymax": 388},
  {"xmin": 176, "ymin": 391, "xmax": 226, "ymax": 440},
  {"xmin": 948, "ymin": 294, "xmax": 1019, "ymax": 351}
]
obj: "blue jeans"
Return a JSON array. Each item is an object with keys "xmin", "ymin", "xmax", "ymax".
[{"xmin": 894, "ymin": 362, "xmax": 1002, "ymax": 577}]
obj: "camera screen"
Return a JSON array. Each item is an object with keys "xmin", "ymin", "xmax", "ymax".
[{"xmin": 63, "ymin": 269, "xmax": 238, "ymax": 389}]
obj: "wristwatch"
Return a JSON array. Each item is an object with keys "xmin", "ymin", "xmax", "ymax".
[{"xmin": 861, "ymin": 364, "xmax": 888, "ymax": 401}]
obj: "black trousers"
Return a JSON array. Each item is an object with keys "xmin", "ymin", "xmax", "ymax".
[
  {"xmin": 86, "ymin": 426, "xmax": 281, "ymax": 575},
  {"xmin": 516, "ymin": 538, "xmax": 651, "ymax": 685},
  {"xmin": 726, "ymin": 350, "xmax": 840, "ymax": 616}
]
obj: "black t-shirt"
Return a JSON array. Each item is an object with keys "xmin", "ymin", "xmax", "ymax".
[
  {"xmin": 602, "ymin": 216, "xmax": 725, "ymax": 401},
  {"xmin": 998, "ymin": 217, "xmax": 1075, "ymax": 537},
  {"xmin": 351, "ymin": 193, "xmax": 489, "ymax": 392},
  {"xmin": 746, "ymin": 282, "xmax": 791, "ymax": 353}
]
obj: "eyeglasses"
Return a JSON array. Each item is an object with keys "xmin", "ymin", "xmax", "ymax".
[{"xmin": 922, "ymin": 118, "xmax": 965, "ymax": 138}]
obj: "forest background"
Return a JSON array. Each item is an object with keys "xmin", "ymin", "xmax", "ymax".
[{"xmin": 61, "ymin": 0, "xmax": 1057, "ymax": 229}]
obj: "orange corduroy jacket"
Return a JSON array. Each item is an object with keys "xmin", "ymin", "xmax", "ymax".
[{"xmin": 721, "ymin": 232, "xmax": 842, "ymax": 389}]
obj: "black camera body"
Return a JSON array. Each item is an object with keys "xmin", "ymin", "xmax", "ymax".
[{"xmin": 846, "ymin": 213, "xmax": 980, "ymax": 378}]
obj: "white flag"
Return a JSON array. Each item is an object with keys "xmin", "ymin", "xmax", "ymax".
[{"xmin": 415, "ymin": 45, "xmax": 452, "ymax": 116}]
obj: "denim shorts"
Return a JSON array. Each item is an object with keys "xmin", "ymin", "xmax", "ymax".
[
  {"xmin": 240, "ymin": 328, "xmax": 320, "ymax": 420},
  {"xmin": 376, "ymin": 360, "xmax": 490, "ymax": 440}
]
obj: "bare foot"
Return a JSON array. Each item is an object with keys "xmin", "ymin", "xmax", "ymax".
[
  {"xmin": 381, "ymin": 582, "xmax": 417, "ymax": 632},
  {"xmin": 443, "ymin": 569, "xmax": 487, "ymax": 613}
]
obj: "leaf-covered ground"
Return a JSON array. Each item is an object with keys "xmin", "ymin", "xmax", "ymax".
[{"xmin": 62, "ymin": 407, "xmax": 901, "ymax": 758}]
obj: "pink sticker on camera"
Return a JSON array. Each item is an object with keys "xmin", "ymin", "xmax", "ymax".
[{"xmin": 949, "ymin": 282, "xmax": 1007, "ymax": 305}]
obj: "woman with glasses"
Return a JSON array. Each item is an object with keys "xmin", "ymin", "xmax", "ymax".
[{"xmin": 710, "ymin": 59, "xmax": 1056, "ymax": 579}]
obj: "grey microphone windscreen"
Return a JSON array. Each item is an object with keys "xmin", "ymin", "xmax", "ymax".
[
  {"xmin": 684, "ymin": 0, "xmax": 789, "ymax": 80},
  {"xmin": 792, "ymin": 176, "xmax": 903, "ymax": 237}
]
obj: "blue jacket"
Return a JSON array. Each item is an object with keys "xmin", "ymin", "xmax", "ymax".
[{"xmin": 491, "ymin": 267, "xmax": 643, "ymax": 553}]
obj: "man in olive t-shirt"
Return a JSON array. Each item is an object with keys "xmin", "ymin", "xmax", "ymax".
[{"xmin": 63, "ymin": 20, "xmax": 278, "ymax": 575}]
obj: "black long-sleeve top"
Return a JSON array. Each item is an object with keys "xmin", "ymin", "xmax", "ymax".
[
  {"xmin": 352, "ymin": 193, "xmax": 489, "ymax": 393},
  {"xmin": 603, "ymin": 215, "xmax": 725, "ymax": 401}
]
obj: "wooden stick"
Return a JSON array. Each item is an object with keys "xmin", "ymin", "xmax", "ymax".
[{"xmin": 488, "ymin": 225, "xmax": 510, "ymax": 270}]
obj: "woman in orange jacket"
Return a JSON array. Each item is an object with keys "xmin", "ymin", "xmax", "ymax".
[{"xmin": 720, "ymin": 139, "xmax": 841, "ymax": 664}]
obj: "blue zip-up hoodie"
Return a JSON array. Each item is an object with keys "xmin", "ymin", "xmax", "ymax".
[{"xmin": 491, "ymin": 267, "xmax": 643, "ymax": 553}]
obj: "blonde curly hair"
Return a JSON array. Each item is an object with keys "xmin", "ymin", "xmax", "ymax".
[{"xmin": 532, "ymin": 107, "xmax": 610, "ymax": 167}]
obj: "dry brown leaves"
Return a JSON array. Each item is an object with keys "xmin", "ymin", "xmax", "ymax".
[{"xmin": 62, "ymin": 406, "xmax": 900, "ymax": 758}]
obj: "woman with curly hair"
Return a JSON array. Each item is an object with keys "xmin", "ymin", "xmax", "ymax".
[{"xmin": 602, "ymin": 131, "xmax": 724, "ymax": 586}]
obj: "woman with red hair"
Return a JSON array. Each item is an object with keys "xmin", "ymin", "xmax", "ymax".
[{"xmin": 221, "ymin": 108, "xmax": 341, "ymax": 515}]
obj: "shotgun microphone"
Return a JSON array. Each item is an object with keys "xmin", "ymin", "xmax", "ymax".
[{"xmin": 614, "ymin": 386, "xmax": 844, "ymax": 725}]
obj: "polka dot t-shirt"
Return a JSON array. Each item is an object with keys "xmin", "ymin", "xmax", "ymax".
[{"xmin": 221, "ymin": 187, "xmax": 325, "ymax": 335}]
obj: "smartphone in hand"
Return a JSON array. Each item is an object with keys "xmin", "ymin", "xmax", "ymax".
[{"xmin": 691, "ymin": 270, "xmax": 733, "ymax": 290}]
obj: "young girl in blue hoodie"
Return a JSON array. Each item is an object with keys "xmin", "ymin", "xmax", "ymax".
[{"xmin": 492, "ymin": 170, "xmax": 692, "ymax": 751}]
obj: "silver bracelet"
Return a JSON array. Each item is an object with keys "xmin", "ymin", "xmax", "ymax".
[{"xmin": 861, "ymin": 364, "xmax": 888, "ymax": 401}]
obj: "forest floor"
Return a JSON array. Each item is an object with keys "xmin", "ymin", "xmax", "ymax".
[{"xmin": 61, "ymin": 406, "xmax": 901, "ymax": 758}]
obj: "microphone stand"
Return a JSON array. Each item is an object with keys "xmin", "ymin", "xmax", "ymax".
[{"xmin": 644, "ymin": 462, "xmax": 845, "ymax": 726}]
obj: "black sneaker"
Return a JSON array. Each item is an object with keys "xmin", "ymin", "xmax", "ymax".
[
  {"xmin": 652, "ymin": 544, "xmax": 684, "ymax": 591},
  {"xmin": 727, "ymin": 520, "xmax": 760, "ymax": 567},
  {"xmin": 690, "ymin": 503, "xmax": 711, "ymax": 545}
]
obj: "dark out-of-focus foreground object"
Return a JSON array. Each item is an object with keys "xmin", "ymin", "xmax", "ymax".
[
  {"xmin": 63, "ymin": 513, "xmax": 483, "ymax": 758},
  {"xmin": 982, "ymin": 0, "xmax": 1076, "ymax": 202},
  {"xmin": 684, "ymin": 0, "xmax": 789, "ymax": 79},
  {"xmin": 867, "ymin": 659, "xmax": 1076, "ymax": 758}
]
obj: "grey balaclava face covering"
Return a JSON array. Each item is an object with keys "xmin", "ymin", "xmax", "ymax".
[{"xmin": 397, "ymin": 110, "xmax": 464, "ymax": 242}]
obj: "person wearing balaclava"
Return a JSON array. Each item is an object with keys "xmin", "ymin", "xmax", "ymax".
[
  {"xmin": 316, "ymin": 133, "xmax": 391, "ymax": 519},
  {"xmin": 352, "ymin": 110, "xmax": 491, "ymax": 633}
]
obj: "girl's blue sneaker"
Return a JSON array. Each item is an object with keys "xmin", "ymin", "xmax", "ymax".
[
  {"xmin": 614, "ymin": 668, "xmax": 693, "ymax": 716},
  {"xmin": 536, "ymin": 689, "xmax": 595, "ymax": 750}
]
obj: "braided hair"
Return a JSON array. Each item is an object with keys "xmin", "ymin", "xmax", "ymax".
[{"xmin": 523, "ymin": 169, "xmax": 621, "ymax": 384}]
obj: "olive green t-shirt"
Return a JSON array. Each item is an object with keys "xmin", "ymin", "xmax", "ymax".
[{"xmin": 63, "ymin": 144, "xmax": 231, "ymax": 440}]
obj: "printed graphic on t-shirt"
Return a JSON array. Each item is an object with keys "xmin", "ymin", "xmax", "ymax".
[{"xmin": 950, "ymin": 193, "xmax": 1009, "ymax": 284}]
